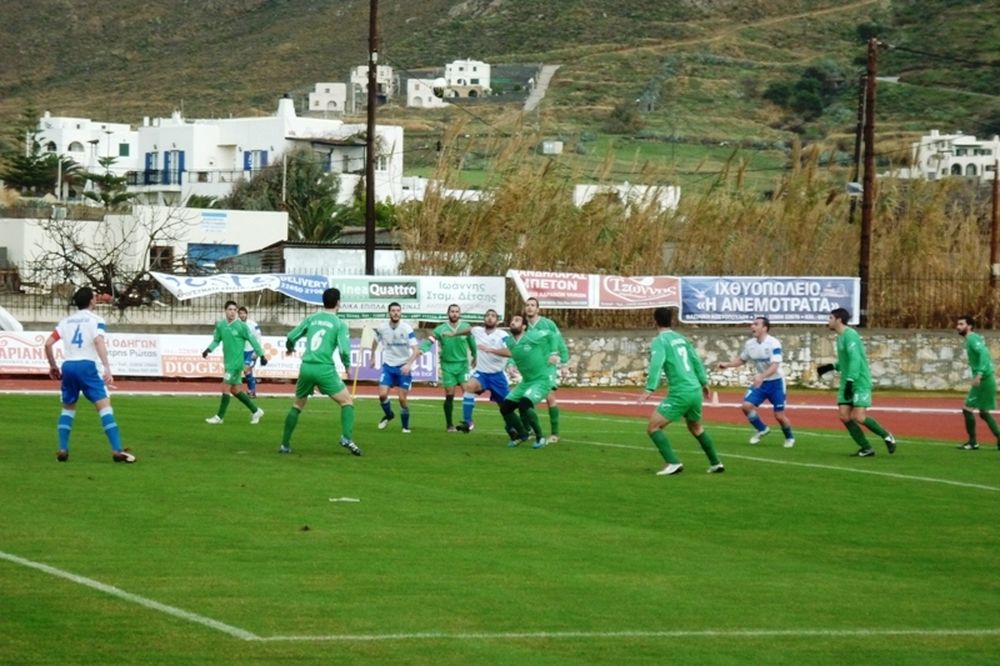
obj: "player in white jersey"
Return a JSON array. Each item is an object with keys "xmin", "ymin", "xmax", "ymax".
[
  {"xmin": 238, "ymin": 306, "xmax": 263, "ymax": 397},
  {"xmin": 368, "ymin": 301, "xmax": 421, "ymax": 432},
  {"xmin": 43, "ymin": 287, "xmax": 135, "ymax": 463},
  {"xmin": 717, "ymin": 316, "xmax": 795, "ymax": 447},
  {"xmin": 455, "ymin": 309, "xmax": 523, "ymax": 438}
]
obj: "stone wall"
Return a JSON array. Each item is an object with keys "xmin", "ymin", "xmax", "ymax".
[
  {"xmin": 562, "ymin": 327, "xmax": 992, "ymax": 391},
  {"xmin": 12, "ymin": 317, "xmax": 991, "ymax": 390}
]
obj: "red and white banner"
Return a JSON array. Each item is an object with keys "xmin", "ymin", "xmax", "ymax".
[{"xmin": 507, "ymin": 270, "xmax": 680, "ymax": 310}]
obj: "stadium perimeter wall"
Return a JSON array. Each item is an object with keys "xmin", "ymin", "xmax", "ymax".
[{"xmin": 15, "ymin": 320, "xmax": 987, "ymax": 390}]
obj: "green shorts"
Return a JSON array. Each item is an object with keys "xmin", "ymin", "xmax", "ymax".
[
  {"xmin": 838, "ymin": 382, "xmax": 872, "ymax": 408},
  {"xmin": 295, "ymin": 362, "xmax": 346, "ymax": 399},
  {"xmin": 506, "ymin": 378, "xmax": 551, "ymax": 406},
  {"xmin": 223, "ymin": 366, "xmax": 244, "ymax": 385},
  {"xmin": 965, "ymin": 375, "xmax": 997, "ymax": 411},
  {"xmin": 440, "ymin": 362, "xmax": 470, "ymax": 389},
  {"xmin": 656, "ymin": 390, "xmax": 703, "ymax": 423}
]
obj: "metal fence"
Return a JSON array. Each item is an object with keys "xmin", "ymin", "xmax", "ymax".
[{"xmin": 2, "ymin": 273, "xmax": 998, "ymax": 330}]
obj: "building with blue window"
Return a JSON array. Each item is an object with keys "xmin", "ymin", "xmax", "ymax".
[{"xmin": 36, "ymin": 95, "xmax": 405, "ymax": 207}]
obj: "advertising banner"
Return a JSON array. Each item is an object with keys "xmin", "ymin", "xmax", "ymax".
[
  {"xmin": 150, "ymin": 272, "xmax": 504, "ymax": 321},
  {"xmin": 0, "ymin": 331, "xmax": 439, "ymax": 382},
  {"xmin": 678, "ymin": 277, "xmax": 860, "ymax": 324},
  {"xmin": 507, "ymin": 270, "xmax": 680, "ymax": 309}
]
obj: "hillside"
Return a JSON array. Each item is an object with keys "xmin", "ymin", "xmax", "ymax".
[{"xmin": 1, "ymin": 0, "xmax": 998, "ymax": 189}]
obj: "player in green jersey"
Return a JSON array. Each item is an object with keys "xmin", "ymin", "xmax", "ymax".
[
  {"xmin": 203, "ymin": 300, "xmax": 267, "ymax": 425},
  {"xmin": 496, "ymin": 313, "xmax": 560, "ymax": 449},
  {"xmin": 525, "ymin": 298, "xmax": 570, "ymax": 443},
  {"xmin": 420, "ymin": 304, "xmax": 477, "ymax": 432},
  {"xmin": 816, "ymin": 307, "xmax": 896, "ymax": 456},
  {"xmin": 278, "ymin": 287, "xmax": 361, "ymax": 456},
  {"xmin": 638, "ymin": 307, "xmax": 723, "ymax": 476},
  {"xmin": 955, "ymin": 315, "xmax": 1000, "ymax": 450}
]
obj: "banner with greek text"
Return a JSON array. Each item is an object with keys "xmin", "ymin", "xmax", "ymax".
[
  {"xmin": 0, "ymin": 331, "xmax": 439, "ymax": 382},
  {"xmin": 507, "ymin": 270, "xmax": 680, "ymax": 309},
  {"xmin": 678, "ymin": 277, "xmax": 860, "ymax": 324},
  {"xmin": 150, "ymin": 272, "xmax": 504, "ymax": 321}
]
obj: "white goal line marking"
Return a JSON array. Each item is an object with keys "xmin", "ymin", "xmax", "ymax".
[
  {"xmin": 5, "ymin": 552, "xmax": 1000, "ymax": 644},
  {"xmin": 563, "ymin": 438, "xmax": 1000, "ymax": 493},
  {"xmin": 0, "ymin": 550, "xmax": 259, "ymax": 641}
]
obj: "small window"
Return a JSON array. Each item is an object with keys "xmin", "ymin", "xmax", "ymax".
[
  {"xmin": 149, "ymin": 246, "xmax": 175, "ymax": 271},
  {"xmin": 68, "ymin": 141, "xmax": 85, "ymax": 152},
  {"xmin": 118, "ymin": 143, "xmax": 130, "ymax": 157}
]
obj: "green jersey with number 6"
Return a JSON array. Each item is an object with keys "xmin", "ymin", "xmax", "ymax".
[
  {"xmin": 645, "ymin": 330, "xmax": 707, "ymax": 395},
  {"xmin": 286, "ymin": 311, "xmax": 351, "ymax": 368}
]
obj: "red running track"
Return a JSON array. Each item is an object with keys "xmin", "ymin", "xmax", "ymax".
[{"xmin": 0, "ymin": 378, "xmax": 974, "ymax": 442}]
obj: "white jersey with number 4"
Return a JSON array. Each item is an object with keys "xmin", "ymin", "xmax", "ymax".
[
  {"xmin": 54, "ymin": 309, "xmax": 107, "ymax": 364},
  {"xmin": 471, "ymin": 326, "xmax": 509, "ymax": 374},
  {"xmin": 740, "ymin": 334, "xmax": 783, "ymax": 381}
]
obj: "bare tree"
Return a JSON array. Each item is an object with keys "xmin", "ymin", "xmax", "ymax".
[{"xmin": 28, "ymin": 205, "xmax": 195, "ymax": 313}]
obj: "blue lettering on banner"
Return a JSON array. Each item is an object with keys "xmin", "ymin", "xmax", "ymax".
[
  {"xmin": 274, "ymin": 275, "xmax": 331, "ymax": 304},
  {"xmin": 679, "ymin": 277, "xmax": 860, "ymax": 324}
]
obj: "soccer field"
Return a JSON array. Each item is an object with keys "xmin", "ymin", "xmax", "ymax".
[{"xmin": 1, "ymin": 394, "xmax": 998, "ymax": 664}]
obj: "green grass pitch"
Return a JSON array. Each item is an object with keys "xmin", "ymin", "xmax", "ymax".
[{"xmin": 1, "ymin": 394, "xmax": 998, "ymax": 664}]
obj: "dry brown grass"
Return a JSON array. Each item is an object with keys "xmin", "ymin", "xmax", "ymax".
[{"xmin": 397, "ymin": 129, "xmax": 998, "ymax": 328}]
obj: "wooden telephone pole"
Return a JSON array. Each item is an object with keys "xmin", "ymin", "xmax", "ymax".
[{"xmin": 859, "ymin": 38, "xmax": 879, "ymax": 327}]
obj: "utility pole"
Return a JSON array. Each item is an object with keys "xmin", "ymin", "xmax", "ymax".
[
  {"xmin": 847, "ymin": 74, "xmax": 866, "ymax": 224},
  {"xmin": 990, "ymin": 160, "xmax": 999, "ymax": 326},
  {"xmin": 859, "ymin": 38, "xmax": 878, "ymax": 327},
  {"xmin": 365, "ymin": 0, "xmax": 379, "ymax": 275}
]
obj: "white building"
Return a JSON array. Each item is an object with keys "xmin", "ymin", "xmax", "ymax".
[
  {"xmin": 573, "ymin": 183, "xmax": 681, "ymax": 213},
  {"xmin": 37, "ymin": 113, "xmax": 139, "ymax": 190},
  {"xmin": 911, "ymin": 129, "xmax": 1000, "ymax": 182},
  {"xmin": 349, "ymin": 64, "xmax": 396, "ymax": 111},
  {"xmin": 0, "ymin": 205, "xmax": 289, "ymax": 278},
  {"xmin": 36, "ymin": 96, "xmax": 407, "ymax": 207},
  {"xmin": 444, "ymin": 59, "xmax": 491, "ymax": 98},
  {"xmin": 308, "ymin": 82, "xmax": 348, "ymax": 116},
  {"xmin": 406, "ymin": 78, "xmax": 450, "ymax": 109}
]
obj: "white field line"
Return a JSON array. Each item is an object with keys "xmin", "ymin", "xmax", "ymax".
[
  {"xmin": 4, "ymin": 548, "xmax": 998, "ymax": 645},
  {"xmin": 561, "ymin": 437, "xmax": 1000, "ymax": 493},
  {"xmin": 257, "ymin": 627, "xmax": 1000, "ymax": 642},
  {"xmin": 0, "ymin": 550, "xmax": 260, "ymax": 641}
]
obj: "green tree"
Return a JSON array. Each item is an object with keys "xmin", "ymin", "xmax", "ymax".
[
  {"xmin": 220, "ymin": 147, "xmax": 347, "ymax": 242},
  {"xmin": 82, "ymin": 156, "xmax": 136, "ymax": 210},
  {"xmin": 604, "ymin": 101, "xmax": 644, "ymax": 135}
]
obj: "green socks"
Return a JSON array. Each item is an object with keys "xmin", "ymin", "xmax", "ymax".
[
  {"xmin": 863, "ymin": 416, "xmax": 889, "ymax": 439},
  {"xmin": 217, "ymin": 393, "xmax": 232, "ymax": 417},
  {"xmin": 502, "ymin": 410, "xmax": 527, "ymax": 439},
  {"xmin": 964, "ymin": 410, "xmax": 977, "ymax": 443},
  {"xmin": 981, "ymin": 410, "xmax": 1000, "ymax": 439},
  {"xmin": 520, "ymin": 407, "xmax": 544, "ymax": 439},
  {"xmin": 549, "ymin": 406, "xmax": 560, "ymax": 436},
  {"xmin": 649, "ymin": 430, "xmax": 680, "ymax": 464},
  {"xmin": 696, "ymin": 431, "xmax": 721, "ymax": 466},
  {"xmin": 235, "ymin": 391, "xmax": 257, "ymax": 412},
  {"xmin": 845, "ymin": 420, "xmax": 871, "ymax": 449},
  {"xmin": 342, "ymin": 404, "xmax": 355, "ymax": 440},
  {"xmin": 282, "ymin": 407, "xmax": 301, "ymax": 446},
  {"xmin": 444, "ymin": 395, "xmax": 454, "ymax": 427}
]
